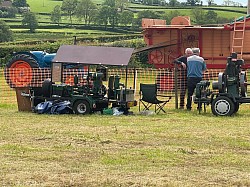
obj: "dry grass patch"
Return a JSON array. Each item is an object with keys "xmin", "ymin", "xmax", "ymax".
[{"xmin": 0, "ymin": 106, "xmax": 250, "ymax": 186}]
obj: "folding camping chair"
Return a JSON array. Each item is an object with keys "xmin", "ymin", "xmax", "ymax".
[{"xmin": 139, "ymin": 83, "xmax": 172, "ymax": 114}]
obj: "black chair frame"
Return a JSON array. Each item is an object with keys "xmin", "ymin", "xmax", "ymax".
[{"xmin": 139, "ymin": 83, "xmax": 172, "ymax": 114}]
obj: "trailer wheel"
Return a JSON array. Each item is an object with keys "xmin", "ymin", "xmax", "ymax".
[
  {"xmin": 73, "ymin": 100, "xmax": 91, "ymax": 114},
  {"xmin": 211, "ymin": 96, "xmax": 235, "ymax": 116},
  {"xmin": 5, "ymin": 54, "xmax": 39, "ymax": 87},
  {"xmin": 149, "ymin": 50, "xmax": 163, "ymax": 64}
]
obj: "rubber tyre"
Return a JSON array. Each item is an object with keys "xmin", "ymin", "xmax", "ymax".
[
  {"xmin": 5, "ymin": 54, "xmax": 39, "ymax": 87},
  {"xmin": 42, "ymin": 79, "xmax": 52, "ymax": 97},
  {"xmin": 73, "ymin": 100, "xmax": 91, "ymax": 114},
  {"xmin": 234, "ymin": 102, "xmax": 239, "ymax": 113},
  {"xmin": 211, "ymin": 96, "xmax": 235, "ymax": 116}
]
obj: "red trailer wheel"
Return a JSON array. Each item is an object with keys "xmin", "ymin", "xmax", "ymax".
[
  {"xmin": 167, "ymin": 49, "xmax": 179, "ymax": 69},
  {"xmin": 149, "ymin": 50, "xmax": 163, "ymax": 64}
]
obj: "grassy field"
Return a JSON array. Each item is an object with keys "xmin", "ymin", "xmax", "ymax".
[
  {"xmin": 27, "ymin": 0, "xmax": 62, "ymax": 13},
  {"xmin": 0, "ymin": 0, "xmax": 244, "ymax": 44},
  {"xmin": 0, "ymin": 67, "xmax": 250, "ymax": 186},
  {"xmin": 10, "ymin": 29, "xmax": 123, "ymax": 42},
  {"xmin": 0, "ymin": 104, "xmax": 250, "ymax": 186},
  {"xmin": 27, "ymin": 0, "xmax": 103, "ymax": 13},
  {"xmin": 0, "ymin": 1, "xmax": 249, "ymax": 186},
  {"xmin": 133, "ymin": 8, "xmax": 245, "ymax": 20}
]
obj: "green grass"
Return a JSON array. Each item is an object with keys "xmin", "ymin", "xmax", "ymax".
[
  {"xmin": 133, "ymin": 8, "xmax": 245, "ymax": 20},
  {"xmin": 27, "ymin": 0, "xmax": 103, "ymax": 13},
  {"xmin": 0, "ymin": 68, "xmax": 250, "ymax": 186},
  {"xmin": 211, "ymin": 10, "xmax": 244, "ymax": 19},
  {"xmin": 0, "ymin": 105, "xmax": 249, "ymax": 186},
  {"xmin": 208, "ymin": 6, "xmax": 247, "ymax": 11},
  {"xmin": 27, "ymin": 0, "xmax": 62, "ymax": 13}
]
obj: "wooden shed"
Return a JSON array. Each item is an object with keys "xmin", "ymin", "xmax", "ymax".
[{"xmin": 142, "ymin": 16, "xmax": 250, "ymax": 69}]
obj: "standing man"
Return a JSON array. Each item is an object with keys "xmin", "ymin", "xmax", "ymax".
[
  {"xmin": 186, "ymin": 48, "xmax": 207, "ymax": 110},
  {"xmin": 174, "ymin": 48, "xmax": 193, "ymax": 109}
]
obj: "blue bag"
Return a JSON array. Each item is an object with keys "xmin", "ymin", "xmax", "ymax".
[{"xmin": 35, "ymin": 101, "xmax": 53, "ymax": 114}]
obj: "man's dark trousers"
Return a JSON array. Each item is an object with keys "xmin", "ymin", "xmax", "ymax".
[
  {"xmin": 186, "ymin": 77, "xmax": 202, "ymax": 110},
  {"xmin": 179, "ymin": 69, "xmax": 187, "ymax": 109}
]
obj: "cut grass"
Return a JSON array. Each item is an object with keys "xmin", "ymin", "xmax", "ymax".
[
  {"xmin": 27, "ymin": 0, "xmax": 62, "ymax": 13},
  {"xmin": 0, "ymin": 105, "xmax": 250, "ymax": 186}
]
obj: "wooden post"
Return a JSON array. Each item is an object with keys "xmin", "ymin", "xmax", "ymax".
[
  {"xmin": 174, "ymin": 63, "xmax": 178, "ymax": 109},
  {"xmin": 15, "ymin": 87, "xmax": 31, "ymax": 111},
  {"xmin": 134, "ymin": 68, "xmax": 137, "ymax": 97}
]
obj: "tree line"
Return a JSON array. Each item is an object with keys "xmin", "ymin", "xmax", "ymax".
[
  {"xmin": 0, "ymin": 0, "xmax": 239, "ymax": 42},
  {"xmin": 51, "ymin": 0, "xmax": 235, "ymax": 28},
  {"xmin": 131, "ymin": 0, "xmax": 243, "ymax": 7}
]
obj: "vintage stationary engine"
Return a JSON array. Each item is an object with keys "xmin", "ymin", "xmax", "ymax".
[{"xmin": 194, "ymin": 53, "xmax": 248, "ymax": 116}]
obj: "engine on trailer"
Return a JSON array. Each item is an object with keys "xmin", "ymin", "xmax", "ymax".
[
  {"xmin": 194, "ymin": 53, "xmax": 248, "ymax": 116},
  {"xmin": 89, "ymin": 65, "xmax": 108, "ymax": 97},
  {"xmin": 212, "ymin": 53, "xmax": 246, "ymax": 98},
  {"xmin": 194, "ymin": 80, "xmax": 212, "ymax": 112},
  {"xmin": 30, "ymin": 64, "xmax": 136, "ymax": 115}
]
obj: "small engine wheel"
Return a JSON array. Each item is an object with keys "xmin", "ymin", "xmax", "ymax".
[
  {"xmin": 73, "ymin": 100, "xmax": 91, "ymax": 114},
  {"xmin": 211, "ymin": 96, "xmax": 235, "ymax": 116}
]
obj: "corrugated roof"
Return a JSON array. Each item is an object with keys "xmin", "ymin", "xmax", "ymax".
[{"xmin": 52, "ymin": 45, "xmax": 134, "ymax": 66}]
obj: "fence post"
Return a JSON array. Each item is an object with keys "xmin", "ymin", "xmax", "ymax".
[
  {"xmin": 134, "ymin": 68, "xmax": 137, "ymax": 96},
  {"xmin": 174, "ymin": 64, "xmax": 178, "ymax": 109}
]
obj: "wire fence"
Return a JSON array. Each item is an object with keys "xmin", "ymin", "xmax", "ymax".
[{"xmin": 1, "ymin": 67, "xmax": 249, "ymax": 110}]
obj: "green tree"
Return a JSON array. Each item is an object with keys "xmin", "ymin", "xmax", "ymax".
[
  {"xmin": 191, "ymin": 8, "xmax": 205, "ymax": 24},
  {"xmin": 103, "ymin": 0, "xmax": 116, "ymax": 7},
  {"xmin": 61, "ymin": 0, "xmax": 77, "ymax": 26},
  {"xmin": 223, "ymin": 0, "xmax": 230, "ymax": 6},
  {"xmin": 13, "ymin": 0, "xmax": 27, "ymax": 7},
  {"xmin": 88, "ymin": 9, "xmax": 98, "ymax": 25},
  {"xmin": 207, "ymin": 0, "xmax": 214, "ymax": 6},
  {"xmin": 119, "ymin": 10, "xmax": 133, "ymax": 26},
  {"xmin": 115, "ymin": 0, "xmax": 128, "ymax": 12},
  {"xmin": 217, "ymin": 16, "xmax": 232, "ymax": 24},
  {"xmin": 0, "ymin": 20, "xmax": 13, "ymax": 42},
  {"xmin": 96, "ymin": 5, "xmax": 110, "ymax": 29},
  {"xmin": 7, "ymin": 7, "xmax": 18, "ymax": 18},
  {"xmin": 109, "ymin": 6, "xmax": 119, "ymax": 29},
  {"xmin": 142, "ymin": 0, "xmax": 152, "ymax": 5},
  {"xmin": 205, "ymin": 10, "xmax": 217, "ymax": 24},
  {"xmin": 134, "ymin": 10, "xmax": 159, "ymax": 27},
  {"xmin": 102, "ymin": 0, "xmax": 119, "ymax": 29},
  {"xmin": 186, "ymin": 0, "xmax": 200, "ymax": 6},
  {"xmin": 22, "ymin": 12, "xmax": 38, "ymax": 33},
  {"xmin": 168, "ymin": 0, "xmax": 180, "ymax": 6},
  {"xmin": 51, "ymin": 5, "xmax": 61, "ymax": 25},
  {"xmin": 76, "ymin": 0, "xmax": 97, "ymax": 25},
  {"xmin": 162, "ymin": 10, "xmax": 181, "ymax": 24}
]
